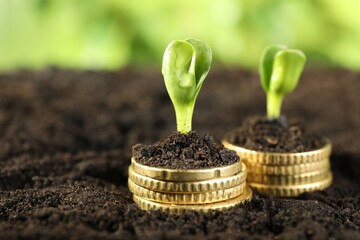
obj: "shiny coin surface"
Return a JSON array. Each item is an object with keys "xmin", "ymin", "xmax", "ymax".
[
  {"xmin": 249, "ymin": 172, "xmax": 333, "ymax": 197},
  {"xmin": 133, "ymin": 186, "xmax": 253, "ymax": 214},
  {"xmin": 128, "ymin": 179, "xmax": 246, "ymax": 204},
  {"xmin": 131, "ymin": 157, "xmax": 242, "ymax": 181},
  {"xmin": 222, "ymin": 139, "xmax": 331, "ymax": 165},
  {"xmin": 245, "ymin": 160, "xmax": 330, "ymax": 175},
  {"xmin": 128, "ymin": 163, "xmax": 247, "ymax": 193},
  {"xmin": 247, "ymin": 169, "xmax": 330, "ymax": 185}
]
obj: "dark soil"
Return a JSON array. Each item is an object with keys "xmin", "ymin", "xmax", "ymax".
[
  {"xmin": 132, "ymin": 131, "xmax": 239, "ymax": 169},
  {"xmin": 0, "ymin": 68, "xmax": 359, "ymax": 239},
  {"xmin": 225, "ymin": 116, "xmax": 326, "ymax": 152}
]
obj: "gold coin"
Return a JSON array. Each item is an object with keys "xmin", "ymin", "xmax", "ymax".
[
  {"xmin": 128, "ymin": 179, "xmax": 246, "ymax": 204},
  {"xmin": 131, "ymin": 157, "xmax": 242, "ymax": 181},
  {"xmin": 222, "ymin": 138, "xmax": 331, "ymax": 165},
  {"xmin": 247, "ymin": 169, "xmax": 330, "ymax": 185},
  {"xmin": 249, "ymin": 172, "xmax": 332, "ymax": 197},
  {"xmin": 246, "ymin": 160, "xmax": 330, "ymax": 175},
  {"xmin": 133, "ymin": 187, "xmax": 253, "ymax": 214},
  {"xmin": 128, "ymin": 163, "xmax": 247, "ymax": 193}
]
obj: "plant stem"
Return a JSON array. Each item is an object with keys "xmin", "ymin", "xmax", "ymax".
[
  {"xmin": 267, "ymin": 92, "xmax": 283, "ymax": 119},
  {"xmin": 175, "ymin": 103, "xmax": 194, "ymax": 134}
]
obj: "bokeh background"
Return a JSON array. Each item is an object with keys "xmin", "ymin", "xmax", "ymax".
[{"xmin": 1, "ymin": 0, "xmax": 360, "ymax": 72}]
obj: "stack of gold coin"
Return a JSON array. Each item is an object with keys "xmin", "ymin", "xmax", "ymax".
[
  {"xmin": 128, "ymin": 158, "xmax": 252, "ymax": 214},
  {"xmin": 222, "ymin": 140, "xmax": 332, "ymax": 197}
]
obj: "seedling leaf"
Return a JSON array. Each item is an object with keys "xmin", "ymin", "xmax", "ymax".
[
  {"xmin": 162, "ymin": 39, "xmax": 212, "ymax": 133},
  {"xmin": 260, "ymin": 45, "xmax": 306, "ymax": 119},
  {"xmin": 259, "ymin": 44, "xmax": 287, "ymax": 92},
  {"xmin": 270, "ymin": 50, "xmax": 306, "ymax": 95}
]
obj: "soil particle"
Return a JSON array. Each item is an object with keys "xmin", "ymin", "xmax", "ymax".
[
  {"xmin": 132, "ymin": 131, "xmax": 239, "ymax": 169},
  {"xmin": 226, "ymin": 116, "xmax": 327, "ymax": 152}
]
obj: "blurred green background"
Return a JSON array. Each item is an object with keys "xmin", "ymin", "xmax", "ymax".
[{"xmin": 1, "ymin": 0, "xmax": 360, "ymax": 72}]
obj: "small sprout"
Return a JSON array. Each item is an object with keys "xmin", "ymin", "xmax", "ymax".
[
  {"xmin": 260, "ymin": 45, "xmax": 306, "ymax": 119},
  {"xmin": 162, "ymin": 39, "xmax": 212, "ymax": 134}
]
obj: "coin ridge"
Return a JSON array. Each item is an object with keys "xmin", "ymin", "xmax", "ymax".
[
  {"xmin": 128, "ymin": 163, "xmax": 247, "ymax": 193},
  {"xmin": 128, "ymin": 179, "xmax": 246, "ymax": 204},
  {"xmin": 133, "ymin": 187, "xmax": 253, "ymax": 214},
  {"xmin": 249, "ymin": 172, "xmax": 332, "ymax": 197},
  {"xmin": 222, "ymin": 139, "xmax": 331, "ymax": 165},
  {"xmin": 247, "ymin": 168, "xmax": 330, "ymax": 185},
  {"xmin": 245, "ymin": 160, "xmax": 330, "ymax": 175},
  {"xmin": 131, "ymin": 157, "xmax": 242, "ymax": 181}
]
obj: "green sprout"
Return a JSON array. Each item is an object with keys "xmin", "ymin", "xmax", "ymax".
[
  {"xmin": 162, "ymin": 39, "xmax": 212, "ymax": 134},
  {"xmin": 260, "ymin": 45, "xmax": 306, "ymax": 119}
]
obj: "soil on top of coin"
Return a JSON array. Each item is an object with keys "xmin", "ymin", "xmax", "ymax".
[
  {"xmin": 132, "ymin": 131, "xmax": 239, "ymax": 169},
  {"xmin": 225, "ymin": 116, "xmax": 327, "ymax": 153}
]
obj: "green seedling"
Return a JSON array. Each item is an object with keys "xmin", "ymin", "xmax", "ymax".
[
  {"xmin": 260, "ymin": 45, "xmax": 306, "ymax": 119},
  {"xmin": 162, "ymin": 39, "xmax": 212, "ymax": 134}
]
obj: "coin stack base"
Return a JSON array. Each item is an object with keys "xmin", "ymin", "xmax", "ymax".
[
  {"xmin": 133, "ymin": 187, "xmax": 253, "ymax": 214},
  {"xmin": 222, "ymin": 138, "xmax": 333, "ymax": 197},
  {"xmin": 128, "ymin": 157, "xmax": 252, "ymax": 213}
]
